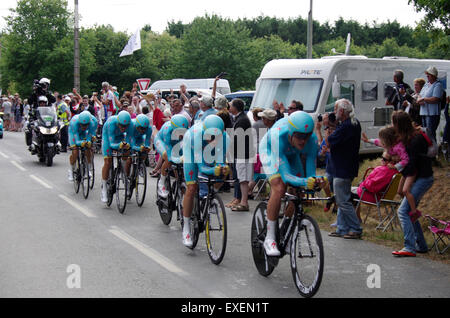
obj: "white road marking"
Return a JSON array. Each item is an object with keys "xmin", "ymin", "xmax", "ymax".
[
  {"xmin": 30, "ymin": 174, "xmax": 53, "ymax": 189},
  {"xmin": 11, "ymin": 160, "xmax": 27, "ymax": 171},
  {"xmin": 109, "ymin": 226, "xmax": 187, "ymax": 277},
  {"xmin": 58, "ymin": 194, "xmax": 97, "ymax": 218},
  {"xmin": 0, "ymin": 151, "xmax": 10, "ymax": 159}
]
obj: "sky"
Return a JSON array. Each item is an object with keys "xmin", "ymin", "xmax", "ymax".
[{"xmin": 0, "ymin": 0, "xmax": 426, "ymax": 35}]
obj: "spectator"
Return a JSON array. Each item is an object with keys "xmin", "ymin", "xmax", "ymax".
[
  {"xmin": 188, "ymin": 98, "xmax": 201, "ymax": 126},
  {"xmin": 102, "ymin": 82, "xmax": 119, "ymax": 118},
  {"xmin": 316, "ymin": 112, "xmax": 337, "ymax": 213},
  {"xmin": 247, "ymin": 108, "xmax": 266, "ymax": 198},
  {"xmin": 198, "ymin": 96, "xmax": 217, "ymax": 121},
  {"xmin": 23, "ymin": 99, "xmax": 30, "ymax": 119},
  {"xmin": 171, "ymin": 99, "xmax": 191, "ymax": 126},
  {"xmin": 127, "ymin": 104, "xmax": 137, "ymax": 119},
  {"xmin": 272, "ymin": 100, "xmax": 286, "ymax": 121},
  {"xmin": 13, "ymin": 97, "xmax": 23, "ymax": 132},
  {"xmin": 287, "ymin": 100, "xmax": 304, "ymax": 115},
  {"xmin": 327, "ymin": 99, "xmax": 363, "ymax": 239},
  {"xmin": 386, "ymin": 70, "xmax": 413, "ymax": 111},
  {"xmin": 56, "ymin": 94, "xmax": 70, "ymax": 152},
  {"xmin": 391, "ymin": 111, "xmax": 433, "ymax": 257},
  {"xmin": 215, "ymin": 96, "xmax": 232, "ymax": 130},
  {"xmin": 417, "ymin": 66, "xmax": 443, "ymax": 142},
  {"xmin": 131, "ymin": 95, "xmax": 140, "ymax": 115},
  {"xmin": 179, "ymin": 83, "xmax": 191, "ymax": 106},
  {"xmin": 2, "ymin": 96, "xmax": 12, "ymax": 131},
  {"xmin": 403, "ymin": 78, "xmax": 426, "ymax": 126},
  {"xmin": 443, "ymin": 96, "xmax": 450, "ymax": 146},
  {"xmin": 258, "ymin": 109, "xmax": 277, "ymax": 129},
  {"xmin": 229, "ymin": 98, "xmax": 253, "ymax": 212}
]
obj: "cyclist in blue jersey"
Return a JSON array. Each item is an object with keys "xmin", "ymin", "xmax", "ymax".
[
  {"xmin": 154, "ymin": 114, "xmax": 189, "ymax": 198},
  {"xmin": 100, "ymin": 111, "xmax": 133, "ymax": 203},
  {"xmin": 125, "ymin": 114, "xmax": 153, "ymax": 176},
  {"xmin": 259, "ymin": 111, "xmax": 326, "ymax": 256},
  {"xmin": 181, "ymin": 115, "xmax": 230, "ymax": 248},
  {"xmin": 68, "ymin": 111, "xmax": 98, "ymax": 181}
]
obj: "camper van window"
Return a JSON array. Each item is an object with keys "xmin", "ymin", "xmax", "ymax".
[
  {"xmin": 362, "ymin": 81, "xmax": 378, "ymax": 101},
  {"xmin": 252, "ymin": 79, "xmax": 323, "ymax": 112},
  {"xmin": 325, "ymin": 83, "xmax": 355, "ymax": 112}
]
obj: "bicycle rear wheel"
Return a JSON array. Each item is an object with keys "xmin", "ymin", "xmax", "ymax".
[
  {"xmin": 73, "ymin": 157, "xmax": 81, "ymax": 194},
  {"xmin": 251, "ymin": 202, "xmax": 277, "ymax": 277},
  {"xmin": 157, "ymin": 176, "xmax": 172, "ymax": 225},
  {"xmin": 205, "ymin": 194, "xmax": 227, "ymax": 265},
  {"xmin": 81, "ymin": 154, "xmax": 90, "ymax": 199},
  {"xmin": 89, "ymin": 159, "xmax": 95, "ymax": 190},
  {"xmin": 135, "ymin": 161, "xmax": 147, "ymax": 207},
  {"xmin": 290, "ymin": 214, "xmax": 324, "ymax": 298},
  {"xmin": 115, "ymin": 164, "xmax": 128, "ymax": 214},
  {"xmin": 189, "ymin": 197, "xmax": 201, "ymax": 250}
]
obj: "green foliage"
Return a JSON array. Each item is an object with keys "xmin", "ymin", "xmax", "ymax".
[{"xmin": 408, "ymin": 0, "xmax": 450, "ymax": 32}]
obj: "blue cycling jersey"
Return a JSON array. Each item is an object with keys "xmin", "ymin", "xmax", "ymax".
[
  {"xmin": 154, "ymin": 121, "xmax": 185, "ymax": 164},
  {"xmin": 101, "ymin": 115, "xmax": 133, "ymax": 157},
  {"xmin": 129, "ymin": 119, "xmax": 153, "ymax": 152},
  {"xmin": 259, "ymin": 117, "xmax": 318, "ymax": 187},
  {"xmin": 182, "ymin": 122, "xmax": 230, "ymax": 185},
  {"xmin": 69, "ymin": 113, "xmax": 98, "ymax": 147}
]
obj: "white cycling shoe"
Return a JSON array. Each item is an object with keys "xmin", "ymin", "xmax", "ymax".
[
  {"xmin": 68, "ymin": 169, "xmax": 74, "ymax": 182},
  {"xmin": 182, "ymin": 232, "xmax": 193, "ymax": 248},
  {"xmin": 264, "ymin": 239, "xmax": 281, "ymax": 257},
  {"xmin": 157, "ymin": 180, "xmax": 169, "ymax": 199},
  {"xmin": 101, "ymin": 186, "xmax": 108, "ymax": 203}
]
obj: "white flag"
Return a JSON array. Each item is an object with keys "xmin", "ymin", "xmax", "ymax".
[{"xmin": 120, "ymin": 29, "xmax": 141, "ymax": 57}]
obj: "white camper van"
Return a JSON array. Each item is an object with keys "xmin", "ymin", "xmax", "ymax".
[
  {"xmin": 250, "ymin": 56, "xmax": 450, "ymax": 154},
  {"xmin": 148, "ymin": 78, "xmax": 231, "ymax": 95}
]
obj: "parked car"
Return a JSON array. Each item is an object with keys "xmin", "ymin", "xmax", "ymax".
[{"xmin": 225, "ymin": 91, "xmax": 255, "ymax": 112}]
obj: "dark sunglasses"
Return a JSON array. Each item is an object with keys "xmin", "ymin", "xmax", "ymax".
[{"xmin": 292, "ymin": 132, "xmax": 312, "ymax": 140}]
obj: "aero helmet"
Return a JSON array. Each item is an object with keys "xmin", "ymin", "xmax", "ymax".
[
  {"xmin": 79, "ymin": 111, "xmax": 91, "ymax": 125},
  {"xmin": 287, "ymin": 111, "xmax": 314, "ymax": 136},
  {"xmin": 117, "ymin": 111, "xmax": 131, "ymax": 126},
  {"xmin": 38, "ymin": 95, "xmax": 48, "ymax": 104},
  {"xmin": 203, "ymin": 115, "xmax": 225, "ymax": 134},
  {"xmin": 170, "ymin": 114, "xmax": 189, "ymax": 129},
  {"xmin": 135, "ymin": 114, "xmax": 150, "ymax": 129}
]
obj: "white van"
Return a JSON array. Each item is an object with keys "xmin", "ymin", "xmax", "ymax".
[
  {"xmin": 148, "ymin": 78, "xmax": 231, "ymax": 95},
  {"xmin": 250, "ymin": 56, "xmax": 450, "ymax": 154}
]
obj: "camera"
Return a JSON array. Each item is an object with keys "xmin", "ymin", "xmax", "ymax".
[
  {"xmin": 318, "ymin": 112, "xmax": 336, "ymax": 123},
  {"xmin": 318, "ymin": 114, "xmax": 323, "ymax": 122}
]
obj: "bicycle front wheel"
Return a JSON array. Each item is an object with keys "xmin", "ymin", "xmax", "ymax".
[
  {"xmin": 290, "ymin": 214, "xmax": 324, "ymax": 298},
  {"xmin": 115, "ymin": 164, "xmax": 128, "ymax": 214},
  {"xmin": 205, "ymin": 194, "xmax": 227, "ymax": 265},
  {"xmin": 73, "ymin": 157, "xmax": 81, "ymax": 194},
  {"xmin": 81, "ymin": 154, "xmax": 90, "ymax": 199},
  {"xmin": 251, "ymin": 202, "xmax": 276, "ymax": 277},
  {"xmin": 106, "ymin": 167, "xmax": 115, "ymax": 207},
  {"xmin": 89, "ymin": 159, "xmax": 95, "ymax": 190},
  {"xmin": 189, "ymin": 197, "xmax": 200, "ymax": 250},
  {"xmin": 135, "ymin": 162, "xmax": 147, "ymax": 207}
]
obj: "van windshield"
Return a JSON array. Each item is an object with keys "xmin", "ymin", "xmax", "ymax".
[{"xmin": 251, "ymin": 79, "xmax": 323, "ymax": 112}]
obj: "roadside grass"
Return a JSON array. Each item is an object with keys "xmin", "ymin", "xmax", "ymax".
[{"xmin": 310, "ymin": 154, "xmax": 450, "ymax": 264}]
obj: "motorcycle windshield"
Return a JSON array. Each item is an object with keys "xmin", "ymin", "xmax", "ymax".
[{"xmin": 37, "ymin": 107, "xmax": 57, "ymax": 127}]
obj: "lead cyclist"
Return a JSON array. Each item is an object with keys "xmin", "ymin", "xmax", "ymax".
[{"xmin": 259, "ymin": 111, "xmax": 327, "ymax": 257}]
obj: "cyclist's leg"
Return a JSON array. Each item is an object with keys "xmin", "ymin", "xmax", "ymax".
[
  {"xmin": 265, "ymin": 175, "xmax": 287, "ymax": 256},
  {"xmin": 157, "ymin": 150, "xmax": 170, "ymax": 197},
  {"xmin": 182, "ymin": 161, "xmax": 199, "ymax": 246}
]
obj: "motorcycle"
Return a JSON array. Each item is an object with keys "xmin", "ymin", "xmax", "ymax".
[{"xmin": 27, "ymin": 107, "xmax": 63, "ymax": 166}]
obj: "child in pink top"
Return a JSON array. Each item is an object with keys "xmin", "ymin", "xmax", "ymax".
[{"xmin": 362, "ymin": 126, "xmax": 418, "ymax": 220}]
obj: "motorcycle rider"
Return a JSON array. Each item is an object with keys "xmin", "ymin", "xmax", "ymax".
[{"xmin": 26, "ymin": 78, "xmax": 56, "ymax": 149}]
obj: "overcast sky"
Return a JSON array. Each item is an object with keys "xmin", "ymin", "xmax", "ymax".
[{"xmin": 0, "ymin": 0, "xmax": 425, "ymax": 34}]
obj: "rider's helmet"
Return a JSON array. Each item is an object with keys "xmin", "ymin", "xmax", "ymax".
[
  {"xmin": 170, "ymin": 114, "xmax": 189, "ymax": 130},
  {"xmin": 203, "ymin": 115, "xmax": 225, "ymax": 134},
  {"xmin": 39, "ymin": 78, "xmax": 51, "ymax": 91},
  {"xmin": 287, "ymin": 111, "xmax": 314, "ymax": 138},
  {"xmin": 117, "ymin": 111, "xmax": 131, "ymax": 126},
  {"xmin": 79, "ymin": 111, "xmax": 91, "ymax": 125},
  {"xmin": 135, "ymin": 114, "xmax": 150, "ymax": 130},
  {"xmin": 38, "ymin": 95, "xmax": 48, "ymax": 105}
]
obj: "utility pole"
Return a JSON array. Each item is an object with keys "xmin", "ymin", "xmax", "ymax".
[
  {"xmin": 74, "ymin": 0, "xmax": 80, "ymax": 91},
  {"xmin": 307, "ymin": 0, "xmax": 313, "ymax": 59}
]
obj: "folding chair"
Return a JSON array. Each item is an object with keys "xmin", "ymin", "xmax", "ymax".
[
  {"xmin": 354, "ymin": 172, "xmax": 402, "ymax": 232},
  {"xmin": 252, "ymin": 173, "xmax": 270, "ymax": 201},
  {"xmin": 425, "ymin": 215, "xmax": 450, "ymax": 254}
]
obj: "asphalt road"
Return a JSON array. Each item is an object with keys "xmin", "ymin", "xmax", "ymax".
[{"xmin": 0, "ymin": 131, "xmax": 449, "ymax": 299}]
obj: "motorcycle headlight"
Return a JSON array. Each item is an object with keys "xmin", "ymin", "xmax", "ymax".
[{"xmin": 39, "ymin": 127, "xmax": 58, "ymax": 134}]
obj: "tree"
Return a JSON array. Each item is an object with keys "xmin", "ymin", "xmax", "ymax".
[
  {"xmin": 0, "ymin": 0, "xmax": 71, "ymax": 96},
  {"xmin": 408, "ymin": 0, "xmax": 450, "ymax": 32}
]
